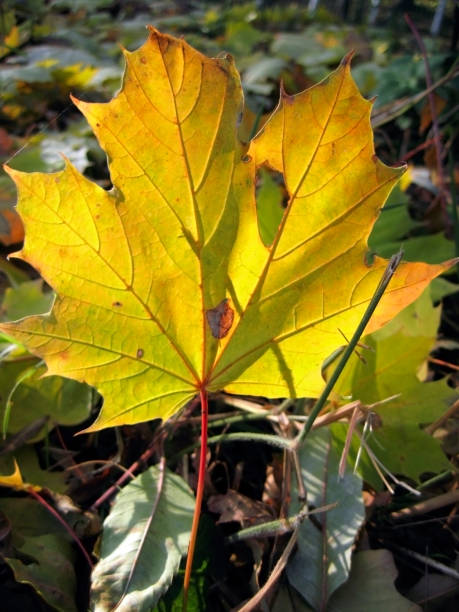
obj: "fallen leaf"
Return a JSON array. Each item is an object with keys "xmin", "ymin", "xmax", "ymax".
[
  {"xmin": 0, "ymin": 29, "xmax": 452, "ymax": 431},
  {"xmin": 207, "ymin": 489, "xmax": 273, "ymax": 525},
  {"xmin": 0, "ymin": 207, "xmax": 24, "ymax": 246},
  {"xmin": 419, "ymin": 93, "xmax": 446, "ymax": 134}
]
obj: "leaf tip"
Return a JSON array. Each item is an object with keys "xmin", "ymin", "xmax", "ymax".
[
  {"xmin": 7, "ymin": 248, "xmax": 25, "ymax": 263},
  {"xmin": 280, "ymin": 80, "xmax": 294, "ymax": 104},
  {"xmin": 3, "ymin": 163, "xmax": 19, "ymax": 181},
  {"xmin": 147, "ymin": 24, "xmax": 174, "ymax": 53},
  {"xmin": 146, "ymin": 24, "xmax": 160, "ymax": 37},
  {"xmin": 75, "ymin": 419, "xmax": 102, "ymax": 436},
  {"xmin": 70, "ymin": 92, "xmax": 83, "ymax": 111},
  {"xmin": 389, "ymin": 160, "xmax": 408, "ymax": 171},
  {"xmin": 340, "ymin": 50, "xmax": 356, "ymax": 67}
]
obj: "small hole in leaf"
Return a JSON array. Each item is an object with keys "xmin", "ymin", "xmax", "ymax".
[
  {"xmin": 242, "ymin": 154, "xmax": 252, "ymax": 163},
  {"xmin": 255, "ymin": 168, "xmax": 287, "ymax": 247}
]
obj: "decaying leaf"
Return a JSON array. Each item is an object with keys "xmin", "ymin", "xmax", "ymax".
[
  {"xmin": 0, "ymin": 28, "xmax": 453, "ymax": 432},
  {"xmin": 0, "ymin": 207, "xmax": 24, "ymax": 246},
  {"xmin": 207, "ymin": 489, "xmax": 273, "ymax": 525}
]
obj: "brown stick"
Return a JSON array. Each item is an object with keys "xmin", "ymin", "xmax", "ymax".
[
  {"xmin": 424, "ymin": 399, "xmax": 459, "ymax": 435},
  {"xmin": 232, "ymin": 528, "xmax": 299, "ymax": 612},
  {"xmin": 428, "ymin": 356, "xmax": 459, "ymax": 372},
  {"xmin": 404, "ymin": 13, "xmax": 448, "ymax": 217},
  {"xmin": 391, "ymin": 489, "xmax": 459, "ymax": 519}
]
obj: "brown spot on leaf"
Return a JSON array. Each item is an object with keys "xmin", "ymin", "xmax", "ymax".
[
  {"xmin": 136, "ymin": 348, "xmax": 144, "ymax": 358},
  {"xmin": 112, "ymin": 301, "xmax": 122, "ymax": 307},
  {"xmin": 157, "ymin": 36, "xmax": 169, "ymax": 54},
  {"xmin": 206, "ymin": 298, "xmax": 234, "ymax": 339},
  {"xmin": 140, "ymin": 57, "xmax": 147, "ymax": 64}
]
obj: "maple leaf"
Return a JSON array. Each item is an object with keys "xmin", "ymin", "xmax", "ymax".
[{"xmin": 0, "ymin": 29, "xmax": 452, "ymax": 432}]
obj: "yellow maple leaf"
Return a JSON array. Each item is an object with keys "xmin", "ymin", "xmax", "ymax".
[{"xmin": 1, "ymin": 29, "xmax": 452, "ymax": 432}]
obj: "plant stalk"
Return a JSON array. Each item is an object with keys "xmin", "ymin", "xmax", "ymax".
[
  {"xmin": 183, "ymin": 387, "xmax": 208, "ymax": 610},
  {"xmin": 404, "ymin": 13, "xmax": 448, "ymax": 216}
]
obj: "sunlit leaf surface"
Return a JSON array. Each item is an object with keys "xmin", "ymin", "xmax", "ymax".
[{"xmin": 1, "ymin": 29, "xmax": 451, "ymax": 431}]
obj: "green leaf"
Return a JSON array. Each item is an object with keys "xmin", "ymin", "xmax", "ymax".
[
  {"xmin": 0, "ymin": 446, "xmax": 67, "ymax": 493},
  {"xmin": 429, "ymin": 276, "xmax": 459, "ymax": 303},
  {"xmin": 368, "ymin": 184, "xmax": 456, "ymax": 265},
  {"xmin": 328, "ymin": 549, "xmax": 420, "ymax": 611},
  {"xmin": 286, "ymin": 427, "xmax": 365, "ymax": 610},
  {"xmin": 0, "ymin": 497, "xmax": 77, "ymax": 612},
  {"xmin": 243, "ymin": 57, "xmax": 287, "ymax": 96},
  {"xmin": 256, "ymin": 168, "xmax": 284, "ymax": 246},
  {"xmin": 368, "ymin": 186, "xmax": 414, "ymax": 253},
  {"xmin": 401, "ymin": 233, "xmax": 456, "ymax": 264},
  {"xmin": 332, "ymin": 290, "xmax": 454, "ymax": 488},
  {"xmin": 91, "ymin": 465, "xmax": 195, "ymax": 612},
  {"xmin": 0, "ymin": 359, "xmax": 92, "ymax": 440},
  {"xmin": 1, "ymin": 280, "xmax": 54, "ymax": 322},
  {"xmin": 272, "ymin": 585, "xmax": 314, "ymax": 611}
]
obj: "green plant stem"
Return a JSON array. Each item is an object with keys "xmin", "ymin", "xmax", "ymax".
[
  {"xmin": 293, "ymin": 250, "xmax": 404, "ymax": 450},
  {"xmin": 208, "ymin": 412, "xmax": 269, "ymax": 429},
  {"xmin": 178, "ymin": 431, "xmax": 293, "ymax": 457},
  {"xmin": 208, "ymin": 431, "xmax": 293, "ymax": 449},
  {"xmin": 227, "ymin": 502, "xmax": 336, "ymax": 543},
  {"xmin": 183, "ymin": 387, "xmax": 208, "ymax": 611},
  {"xmin": 417, "ymin": 470, "xmax": 455, "ymax": 491}
]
